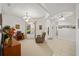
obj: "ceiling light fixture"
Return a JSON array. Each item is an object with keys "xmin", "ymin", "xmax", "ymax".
[
  {"xmin": 59, "ymin": 17, "xmax": 65, "ymax": 20},
  {"xmin": 23, "ymin": 12, "xmax": 31, "ymax": 22},
  {"xmin": 59, "ymin": 16, "xmax": 65, "ymax": 21},
  {"xmin": 25, "ymin": 19, "xmax": 29, "ymax": 22}
]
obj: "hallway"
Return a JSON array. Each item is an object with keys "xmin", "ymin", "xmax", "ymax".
[
  {"xmin": 20, "ymin": 39, "xmax": 76, "ymax": 56},
  {"xmin": 0, "ymin": 3, "xmax": 77, "ymax": 56}
]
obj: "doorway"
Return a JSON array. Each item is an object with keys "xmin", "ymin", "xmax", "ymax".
[{"xmin": 25, "ymin": 22, "xmax": 35, "ymax": 39}]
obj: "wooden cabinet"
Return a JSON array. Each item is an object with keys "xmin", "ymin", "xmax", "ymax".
[{"xmin": 3, "ymin": 39, "xmax": 21, "ymax": 56}]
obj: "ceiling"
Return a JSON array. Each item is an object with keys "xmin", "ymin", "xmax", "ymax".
[{"xmin": 0, "ymin": 3, "xmax": 76, "ymax": 20}]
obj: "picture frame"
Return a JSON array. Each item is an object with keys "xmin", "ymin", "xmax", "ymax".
[
  {"xmin": 39, "ymin": 25, "xmax": 42, "ymax": 30},
  {"xmin": 15, "ymin": 24, "xmax": 20, "ymax": 29},
  {"xmin": 27, "ymin": 24, "xmax": 31, "ymax": 34}
]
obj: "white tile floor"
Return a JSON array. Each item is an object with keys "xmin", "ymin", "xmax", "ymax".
[{"xmin": 19, "ymin": 39, "xmax": 76, "ymax": 56}]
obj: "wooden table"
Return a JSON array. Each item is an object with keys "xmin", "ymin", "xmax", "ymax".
[{"xmin": 3, "ymin": 39, "xmax": 21, "ymax": 56}]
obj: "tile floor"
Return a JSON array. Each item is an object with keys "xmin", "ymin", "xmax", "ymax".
[{"xmin": 19, "ymin": 39, "xmax": 76, "ymax": 56}]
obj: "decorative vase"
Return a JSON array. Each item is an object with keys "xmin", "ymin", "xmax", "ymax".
[{"xmin": 8, "ymin": 36, "xmax": 12, "ymax": 47}]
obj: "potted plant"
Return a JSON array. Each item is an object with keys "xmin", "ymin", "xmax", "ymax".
[{"xmin": 3, "ymin": 25, "xmax": 15, "ymax": 47}]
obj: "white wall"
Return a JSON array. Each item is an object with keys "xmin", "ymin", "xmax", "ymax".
[
  {"xmin": 35, "ymin": 13, "xmax": 76, "ymax": 41},
  {"xmin": 36, "ymin": 19, "xmax": 52, "ymax": 40},
  {"xmin": 58, "ymin": 14, "xmax": 76, "ymax": 41},
  {"xmin": 36, "ymin": 19, "xmax": 46, "ymax": 35},
  {"xmin": 45, "ymin": 19, "xmax": 53, "ymax": 39},
  {"xmin": 76, "ymin": 4, "xmax": 79, "ymax": 56}
]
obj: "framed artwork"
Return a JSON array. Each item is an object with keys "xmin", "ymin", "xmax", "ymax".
[
  {"xmin": 48, "ymin": 27, "xmax": 49, "ymax": 35},
  {"xmin": 27, "ymin": 24, "xmax": 31, "ymax": 34},
  {"xmin": 58, "ymin": 25, "xmax": 76, "ymax": 29},
  {"xmin": 39, "ymin": 25, "xmax": 42, "ymax": 30},
  {"xmin": 15, "ymin": 24, "xmax": 20, "ymax": 29}
]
